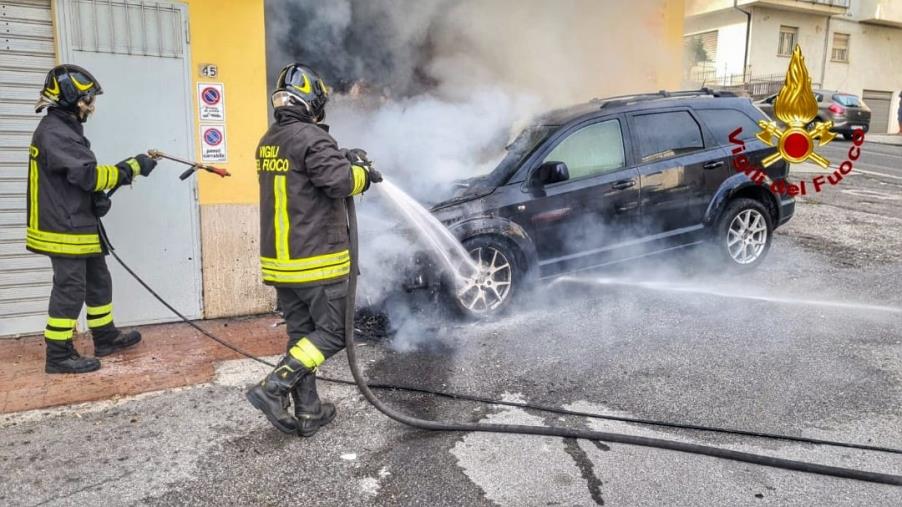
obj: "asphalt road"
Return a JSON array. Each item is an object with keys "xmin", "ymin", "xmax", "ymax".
[
  {"xmin": 2, "ymin": 141, "xmax": 901, "ymax": 506},
  {"xmin": 820, "ymin": 139, "xmax": 902, "ymax": 179}
]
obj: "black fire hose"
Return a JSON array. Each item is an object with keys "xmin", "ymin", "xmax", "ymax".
[
  {"xmin": 98, "ymin": 183, "xmax": 902, "ymax": 487},
  {"xmin": 341, "ymin": 196, "xmax": 902, "ymax": 486}
]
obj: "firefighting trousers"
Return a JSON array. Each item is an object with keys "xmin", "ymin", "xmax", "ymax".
[
  {"xmin": 277, "ymin": 280, "xmax": 348, "ymax": 363},
  {"xmin": 44, "ymin": 255, "xmax": 117, "ymax": 350},
  {"xmin": 276, "ymin": 280, "xmax": 348, "ymax": 411}
]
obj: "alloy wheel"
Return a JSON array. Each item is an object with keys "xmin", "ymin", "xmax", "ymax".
[
  {"xmin": 456, "ymin": 246, "xmax": 513, "ymax": 313},
  {"xmin": 727, "ymin": 209, "xmax": 768, "ymax": 264}
]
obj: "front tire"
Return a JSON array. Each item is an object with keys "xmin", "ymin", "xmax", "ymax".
[
  {"xmin": 451, "ymin": 236, "xmax": 521, "ymax": 319},
  {"xmin": 714, "ymin": 198, "xmax": 773, "ymax": 271}
]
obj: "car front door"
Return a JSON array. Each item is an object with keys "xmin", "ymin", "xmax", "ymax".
[
  {"xmin": 503, "ymin": 117, "xmax": 640, "ymax": 276},
  {"xmin": 628, "ymin": 109, "xmax": 718, "ymax": 241}
]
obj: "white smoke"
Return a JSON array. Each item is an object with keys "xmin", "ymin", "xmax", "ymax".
[{"xmin": 265, "ymin": 0, "xmax": 676, "ymax": 347}]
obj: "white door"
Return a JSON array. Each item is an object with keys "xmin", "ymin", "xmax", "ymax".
[{"xmin": 55, "ymin": 0, "xmax": 203, "ymax": 325}]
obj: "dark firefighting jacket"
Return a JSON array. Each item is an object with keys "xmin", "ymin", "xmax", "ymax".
[
  {"xmin": 26, "ymin": 108, "xmax": 139, "ymax": 257},
  {"xmin": 256, "ymin": 113, "xmax": 369, "ymax": 287}
]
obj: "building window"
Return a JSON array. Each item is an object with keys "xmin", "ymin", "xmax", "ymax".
[
  {"xmin": 832, "ymin": 33, "xmax": 850, "ymax": 62},
  {"xmin": 683, "ymin": 30, "xmax": 718, "ymax": 64},
  {"xmin": 778, "ymin": 26, "xmax": 798, "ymax": 57}
]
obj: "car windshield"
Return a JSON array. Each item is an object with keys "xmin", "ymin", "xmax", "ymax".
[
  {"xmin": 833, "ymin": 94, "xmax": 861, "ymax": 107},
  {"xmin": 485, "ymin": 125, "xmax": 556, "ymax": 186}
]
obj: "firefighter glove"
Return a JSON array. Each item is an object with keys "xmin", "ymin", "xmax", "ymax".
[
  {"xmin": 91, "ymin": 192, "xmax": 112, "ymax": 217},
  {"xmin": 366, "ymin": 167, "xmax": 383, "ymax": 184},
  {"xmin": 345, "ymin": 148, "xmax": 370, "ymax": 166},
  {"xmin": 134, "ymin": 154, "xmax": 157, "ymax": 177}
]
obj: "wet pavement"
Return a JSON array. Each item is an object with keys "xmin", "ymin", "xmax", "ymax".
[{"xmin": 1, "ymin": 140, "xmax": 901, "ymax": 505}]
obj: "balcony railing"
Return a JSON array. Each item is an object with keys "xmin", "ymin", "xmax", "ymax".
[{"xmin": 684, "ymin": 68, "xmax": 824, "ymax": 100}]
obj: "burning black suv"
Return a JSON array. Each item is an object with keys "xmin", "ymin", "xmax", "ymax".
[{"xmin": 413, "ymin": 89, "xmax": 795, "ymax": 318}]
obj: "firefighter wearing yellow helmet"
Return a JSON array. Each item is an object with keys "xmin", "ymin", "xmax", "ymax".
[
  {"xmin": 246, "ymin": 63, "xmax": 382, "ymax": 436},
  {"xmin": 28, "ymin": 64, "xmax": 157, "ymax": 374}
]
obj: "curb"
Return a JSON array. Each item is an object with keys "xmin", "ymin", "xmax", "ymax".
[{"xmin": 865, "ymin": 135, "xmax": 902, "ymax": 146}]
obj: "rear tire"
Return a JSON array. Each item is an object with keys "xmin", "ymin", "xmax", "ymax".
[
  {"xmin": 450, "ymin": 236, "xmax": 522, "ymax": 319},
  {"xmin": 713, "ymin": 198, "xmax": 773, "ymax": 271}
]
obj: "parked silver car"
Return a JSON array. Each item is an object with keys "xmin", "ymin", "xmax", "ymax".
[{"xmin": 755, "ymin": 90, "xmax": 871, "ymax": 140}]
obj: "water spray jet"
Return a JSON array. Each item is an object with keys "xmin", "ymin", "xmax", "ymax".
[{"xmin": 554, "ymin": 276, "xmax": 902, "ymax": 314}]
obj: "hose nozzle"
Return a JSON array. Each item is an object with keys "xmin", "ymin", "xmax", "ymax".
[{"xmin": 146, "ymin": 149, "xmax": 231, "ymax": 179}]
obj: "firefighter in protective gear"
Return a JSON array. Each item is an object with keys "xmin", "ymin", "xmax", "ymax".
[
  {"xmin": 28, "ymin": 64, "xmax": 157, "ymax": 374},
  {"xmin": 246, "ymin": 63, "xmax": 382, "ymax": 436}
]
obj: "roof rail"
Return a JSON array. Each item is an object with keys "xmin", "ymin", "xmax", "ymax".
[{"xmin": 592, "ymin": 88, "xmax": 736, "ymax": 109}]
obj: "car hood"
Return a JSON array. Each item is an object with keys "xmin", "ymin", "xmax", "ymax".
[{"xmin": 430, "ymin": 175, "xmax": 495, "ymax": 211}]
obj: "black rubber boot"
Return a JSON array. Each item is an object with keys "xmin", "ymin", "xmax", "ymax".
[
  {"xmin": 291, "ymin": 373, "xmax": 337, "ymax": 437},
  {"xmin": 245, "ymin": 355, "xmax": 309, "ymax": 434},
  {"xmin": 92, "ymin": 325, "xmax": 142, "ymax": 357},
  {"xmin": 45, "ymin": 340, "xmax": 101, "ymax": 374}
]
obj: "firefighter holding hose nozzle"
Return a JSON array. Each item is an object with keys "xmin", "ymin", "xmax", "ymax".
[
  {"xmin": 246, "ymin": 63, "xmax": 382, "ymax": 436},
  {"xmin": 28, "ymin": 65, "xmax": 157, "ymax": 374}
]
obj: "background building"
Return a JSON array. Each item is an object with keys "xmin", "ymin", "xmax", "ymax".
[
  {"xmin": 0, "ymin": 0, "xmax": 268, "ymax": 336},
  {"xmin": 684, "ymin": 0, "xmax": 902, "ymax": 133}
]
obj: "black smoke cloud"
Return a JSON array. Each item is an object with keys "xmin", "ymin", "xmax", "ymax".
[{"xmin": 265, "ymin": 0, "xmax": 444, "ymax": 97}]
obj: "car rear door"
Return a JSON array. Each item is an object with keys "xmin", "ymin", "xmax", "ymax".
[
  {"xmin": 503, "ymin": 116, "xmax": 640, "ymax": 275},
  {"xmin": 628, "ymin": 108, "xmax": 721, "ymax": 238}
]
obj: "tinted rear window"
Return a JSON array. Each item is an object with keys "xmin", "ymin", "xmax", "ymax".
[
  {"xmin": 833, "ymin": 94, "xmax": 861, "ymax": 107},
  {"xmin": 695, "ymin": 108, "xmax": 761, "ymax": 144},
  {"xmin": 632, "ymin": 111, "xmax": 705, "ymax": 163}
]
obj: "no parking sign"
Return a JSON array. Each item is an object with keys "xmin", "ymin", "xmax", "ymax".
[
  {"xmin": 200, "ymin": 125, "xmax": 227, "ymax": 162},
  {"xmin": 197, "ymin": 83, "xmax": 225, "ymax": 121}
]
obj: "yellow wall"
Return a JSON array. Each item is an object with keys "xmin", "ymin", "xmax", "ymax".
[
  {"xmin": 184, "ymin": 0, "xmax": 266, "ymax": 205},
  {"xmin": 181, "ymin": 0, "xmax": 273, "ymax": 318},
  {"xmin": 662, "ymin": 0, "xmax": 686, "ymax": 89}
]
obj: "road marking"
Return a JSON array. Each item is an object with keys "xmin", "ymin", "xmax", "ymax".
[
  {"xmin": 841, "ymin": 189, "xmax": 901, "ymax": 200},
  {"xmin": 853, "ymin": 168, "xmax": 902, "ymax": 181},
  {"xmin": 791, "ymin": 163, "xmax": 829, "ymax": 174},
  {"xmin": 792, "ymin": 163, "xmax": 902, "ymax": 181}
]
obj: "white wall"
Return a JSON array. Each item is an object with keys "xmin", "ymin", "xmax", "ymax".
[
  {"xmin": 685, "ymin": 8, "xmax": 750, "ymax": 79},
  {"xmin": 716, "ymin": 21, "xmax": 750, "ymax": 77},
  {"xmin": 744, "ymin": 7, "xmax": 902, "ymax": 133},
  {"xmin": 821, "ymin": 18, "xmax": 902, "ymax": 133},
  {"xmin": 747, "ymin": 7, "xmax": 830, "ymax": 80}
]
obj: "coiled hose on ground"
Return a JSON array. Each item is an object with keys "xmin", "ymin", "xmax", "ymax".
[
  {"xmin": 101, "ymin": 199, "xmax": 902, "ymax": 486},
  {"xmin": 340, "ymin": 196, "xmax": 902, "ymax": 486}
]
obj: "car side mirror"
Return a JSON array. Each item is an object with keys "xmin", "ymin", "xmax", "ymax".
[{"xmin": 529, "ymin": 161, "xmax": 569, "ymax": 188}]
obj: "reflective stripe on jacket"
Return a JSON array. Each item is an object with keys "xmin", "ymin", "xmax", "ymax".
[
  {"xmin": 26, "ymin": 108, "xmax": 138, "ymax": 257},
  {"xmin": 257, "ymin": 118, "xmax": 368, "ymax": 287}
]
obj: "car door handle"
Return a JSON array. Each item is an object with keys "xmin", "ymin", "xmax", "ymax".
[
  {"xmin": 703, "ymin": 161, "xmax": 725, "ymax": 170},
  {"xmin": 611, "ymin": 180, "xmax": 636, "ymax": 190}
]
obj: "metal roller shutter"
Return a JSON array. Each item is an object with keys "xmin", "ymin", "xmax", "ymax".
[
  {"xmin": 0, "ymin": 0, "xmax": 55, "ymax": 336},
  {"xmin": 862, "ymin": 89, "xmax": 892, "ymax": 134}
]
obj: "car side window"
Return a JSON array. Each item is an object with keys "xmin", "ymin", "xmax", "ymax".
[
  {"xmin": 695, "ymin": 109, "xmax": 760, "ymax": 144},
  {"xmin": 632, "ymin": 111, "xmax": 705, "ymax": 163},
  {"xmin": 541, "ymin": 119, "xmax": 625, "ymax": 180}
]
